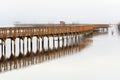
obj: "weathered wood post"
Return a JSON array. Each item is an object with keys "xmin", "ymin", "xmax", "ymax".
[
  {"xmin": 42, "ymin": 36, "xmax": 44, "ymax": 53},
  {"xmin": 58, "ymin": 35, "xmax": 60, "ymax": 49},
  {"xmin": 13, "ymin": 38, "xmax": 17, "ymax": 69},
  {"xmin": 53, "ymin": 35, "xmax": 55, "ymax": 51},
  {"xmin": 3, "ymin": 39, "xmax": 7, "ymax": 71},
  {"xmin": 30, "ymin": 37, "xmax": 34, "ymax": 64},
  {"xmin": 62, "ymin": 35, "xmax": 64, "ymax": 48},
  {"xmin": 48, "ymin": 36, "xmax": 50, "ymax": 51}
]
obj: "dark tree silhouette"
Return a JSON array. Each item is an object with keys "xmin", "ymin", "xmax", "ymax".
[{"xmin": 117, "ymin": 23, "xmax": 120, "ymax": 35}]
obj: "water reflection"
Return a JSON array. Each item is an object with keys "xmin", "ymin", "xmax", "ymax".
[
  {"xmin": 0, "ymin": 38, "xmax": 93, "ymax": 73},
  {"xmin": 93, "ymin": 31, "xmax": 108, "ymax": 37},
  {"xmin": 0, "ymin": 29, "xmax": 109, "ymax": 74}
]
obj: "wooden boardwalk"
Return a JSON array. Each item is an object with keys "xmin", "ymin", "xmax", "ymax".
[
  {"xmin": 0, "ymin": 22, "xmax": 109, "ymax": 73},
  {"xmin": 0, "ymin": 24, "xmax": 108, "ymax": 39}
]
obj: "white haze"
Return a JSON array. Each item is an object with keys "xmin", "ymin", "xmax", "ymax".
[{"xmin": 0, "ymin": 0, "xmax": 120, "ymax": 26}]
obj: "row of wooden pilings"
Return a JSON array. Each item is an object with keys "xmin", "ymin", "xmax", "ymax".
[
  {"xmin": 0, "ymin": 33, "xmax": 83, "ymax": 59},
  {"xmin": 0, "ymin": 25, "xmax": 109, "ymax": 73},
  {"xmin": 0, "ymin": 31, "xmax": 93, "ymax": 72}
]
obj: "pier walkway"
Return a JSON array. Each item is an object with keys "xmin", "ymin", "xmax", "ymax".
[{"xmin": 0, "ymin": 23, "xmax": 109, "ymax": 73}]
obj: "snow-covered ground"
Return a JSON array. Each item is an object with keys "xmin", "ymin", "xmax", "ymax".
[{"xmin": 0, "ymin": 25, "xmax": 120, "ymax": 80}]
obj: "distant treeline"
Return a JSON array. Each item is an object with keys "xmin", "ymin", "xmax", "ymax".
[{"xmin": 118, "ymin": 24, "xmax": 120, "ymax": 30}]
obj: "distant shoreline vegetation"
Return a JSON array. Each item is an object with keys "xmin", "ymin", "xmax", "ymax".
[{"xmin": 118, "ymin": 23, "xmax": 120, "ymax": 30}]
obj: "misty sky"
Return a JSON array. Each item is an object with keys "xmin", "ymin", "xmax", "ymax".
[{"xmin": 0, "ymin": 0, "xmax": 120, "ymax": 26}]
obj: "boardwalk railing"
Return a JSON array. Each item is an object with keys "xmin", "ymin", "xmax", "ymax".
[
  {"xmin": 0, "ymin": 24, "xmax": 109, "ymax": 73},
  {"xmin": 0, "ymin": 24, "xmax": 108, "ymax": 39}
]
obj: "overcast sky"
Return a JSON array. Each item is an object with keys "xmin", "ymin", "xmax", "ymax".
[{"xmin": 0, "ymin": 0, "xmax": 120, "ymax": 26}]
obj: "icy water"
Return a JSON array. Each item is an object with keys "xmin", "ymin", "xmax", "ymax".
[{"xmin": 0, "ymin": 25, "xmax": 120, "ymax": 80}]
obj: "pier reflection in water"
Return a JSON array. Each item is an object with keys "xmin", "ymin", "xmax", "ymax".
[
  {"xmin": 0, "ymin": 28, "xmax": 109, "ymax": 73},
  {"xmin": 93, "ymin": 31, "xmax": 108, "ymax": 37},
  {"xmin": 0, "ymin": 37, "xmax": 93, "ymax": 73}
]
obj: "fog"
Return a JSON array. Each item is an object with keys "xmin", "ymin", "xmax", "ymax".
[
  {"xmin": 0, "ymin": 0, "xmax": 120, "ymax": 26},
  {"xmin": 0, "ymin": 25, "xmax": 120, "ymax": 80}
]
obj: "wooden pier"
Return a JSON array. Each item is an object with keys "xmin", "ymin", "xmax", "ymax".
[{"xmin": 0, "ymin": 22, "xmax": 109, "ymax": 73}]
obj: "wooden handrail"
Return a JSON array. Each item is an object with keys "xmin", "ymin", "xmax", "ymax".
[{"xmin": 0, "ymin": 24, "xmax": 109, "ymax": 39}]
